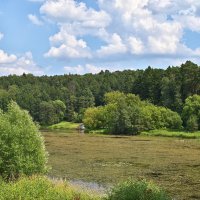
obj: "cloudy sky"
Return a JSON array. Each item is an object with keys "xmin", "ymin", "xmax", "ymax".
[{"xmin": 0, "ymin": 0, "xmax": 200, "ymax": 75}]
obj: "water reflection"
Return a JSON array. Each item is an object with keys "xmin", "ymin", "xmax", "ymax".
[
  {"xmin": 49, "ymin": 176, "xmax": 109, "ymax": 195},
  {"xmin": 69, "ymin": 179, "xmax": 108, "ymax": 195}
]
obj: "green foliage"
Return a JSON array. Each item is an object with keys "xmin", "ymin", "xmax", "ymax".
[
  {"xmin": 0, "ymin": 102, "xmax": 48, "ymax": 180},
  {"xmin": 0, "ymin": 176, "xmax": 99, "ymax": 200},
  {"xmin": 83, "ymin": 106, "xmax": 105, "ymax": 130},
  {"xmin": 39, "ymin": 101, "xmax": 55, "ymax": 125},
  {"xmin": 0, "ymin": 176, "xmax": 172, "ymax": 200},
  {"xmin": 186, "ymin": 115, "xmax": 199, "ymax": 132},
  {"xmin": 84, "ymin": 92, "xmax": 182, "ymax": 134},
  {"xmin": 52, "ymin": 100, "xmax": 66, "ymax": 122},
  {"xmin": 142, "ymin": 105, "xmax": 183, "ymax": 130},
  {"xmin": 182, "ymin": 95, "xmax": 200, "ymax": 131},
  {"xmin": 47, "ymin": 121, "xmax": 80, "ymax": 130},
  {"xmin": 0, "ymin": 89, "xmax": 11, "ymax": 111},
  {"xmin": 0, "ymin": 61, "xmax": 199, "ymax": 129},
  {"xmin": 65, "ymin": 95, "xmax": 76, "ymax": 122},
  {"xmin": 77, "ymin": 88, "xmax": 95, "ymax": 111},
  {"xmin": 106, "ymin": 179, "xmax": 171, "ymax": 200},
  {"xmin": 39, "ymin": 100, "xmax": 66, "ymax": 125},
  {"xmin": 161, "ymin": 77, "xmax": 182, "ymax": 112},
  {"xmin": 142, "ymin": 129, "xmax": 200, "ymax": 138}
]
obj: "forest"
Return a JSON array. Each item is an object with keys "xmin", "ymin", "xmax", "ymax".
[
  {"xmin": 0, "ymin": 61, "xmax": 200, "ymax": 200},
  {"xmin": 0, "ymin": 60, "xmax": 200, "ymax": 132}
]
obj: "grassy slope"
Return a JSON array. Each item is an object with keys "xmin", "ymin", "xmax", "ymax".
[
  {"xmin": 141, "ymin": 129, "xmax": 200, "ymax": 139},
  {"xmin": 47, "ymin": 121, "xmax": 80, "ymax": 130},
  {"xmin": 44, "ymin": 131, "xmax": 200, "ymax": 200}
]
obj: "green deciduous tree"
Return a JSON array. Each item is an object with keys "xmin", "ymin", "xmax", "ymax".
[
  {"xmin": 0, "ymin": 89, "xmax": 11, "ymax": 111},
  {"xmin": 84, "ymin": 92, "xmax": 182, "ymax": 134},
  {"xmin": 186, "ymin": 115, "xmax": 198, "ymax": 132},
  {"xmin": 182, "ymin": 95, "xmax": 200, "ymax": 131},
  {"xmin": 39, "ymin": 100, "xmax": 66, "ymax": 125},
  {"xmin": 83, "ymin": 106, "xmax": 105, "ymax": 130},
  {"xmin": 52, "ymin": 100, "xmax": 66, "ymax": 122},
  {"xmin": 0, "ymin": 102, "xmax": 48, "ymax": 180}
]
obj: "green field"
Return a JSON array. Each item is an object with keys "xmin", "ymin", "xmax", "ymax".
[
  {"xmin": 46, "ymin": 121, "xmax": 80, "ymax": 130},
  {"xmin": 142, "ymin": 129, "xmax": 200, "ymax": 139},
  {"xmin": 43, "ymin": 130, "xmax": 200, "ymax": 200}
]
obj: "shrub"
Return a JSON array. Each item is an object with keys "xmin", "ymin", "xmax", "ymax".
[
  {"xmin": 0, "ymin": 102, "xmax": 48, "ymax": 180},
  {"xmin": 83, "ymin": 106, "xmax": 106, "ymax": 130},
  {"xmin": 186, "ymin": 115, "xmax": 199, "ymax": 131},
  {"xmin": 0, "ymin": 176, "xmax": 99, "ymax": 200},
  {"xmin": 182, "ymin": 95, "xmax": 200, "ymax": 130},
  {"xmin": 106, "ymin": 179, "xmax": 171, "ymax": 200}
]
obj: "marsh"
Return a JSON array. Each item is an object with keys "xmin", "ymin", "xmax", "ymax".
[{"xmin": 44, "ymin": 131, "xmax": 200, "ymax": 200}]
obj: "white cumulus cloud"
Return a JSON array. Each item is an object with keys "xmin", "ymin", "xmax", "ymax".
[
  {"xmin": 40, "ymin": 0, "xmax": 111, "ymax": 28},
  {"xmin": 64, "ymin": 64, "xmax": 108, "ymax": 74},
  {"xmin": 28, "ymin": 14, "xmax": 43, "ymax": 26},
  {"xmin": 0, "ymin": 51, "xmax": 43, "ymax": 75},
  {"xmin": 0, "ymin": 50, "xmax": 17, "ymax": 64},
  {"xmin": 127, "ymin": 37, "xmax": 144, "ymax": 55},
  {"xmin": 45, "ymin": 30, "xmax": 91, "ymax": 59},
  {"xmin": 36, "ymin": 0, "xmax": 200, "ymax": 67},
  {"xmin": 97, "ymin": 33, "xmax": 127, "ymax": 57}
]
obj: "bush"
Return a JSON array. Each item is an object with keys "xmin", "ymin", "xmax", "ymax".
[
  {"xmin": 182, "ymin": 95, "xmax": 200, "ymax": 130},
  {"xmin": 0, "ymin": 102, "xmax": 48, "ymax": 180},
  {"xmin": 0, "ymin": 176, "xmax": 99, "ymax": 200},
  {"xmin": 186, "ymin": 115, "xmax": 199, "ymax": 131},
  {"xmin": 83, "ymin": 92, "xmax": 182, "ymax": 134},
  {"xmin": 106, "ymin": 180, "xmax": 171, "ymax": 200}
]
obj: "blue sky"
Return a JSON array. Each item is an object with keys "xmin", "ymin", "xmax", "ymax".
[{"xmin": 0, "ymin": 0, "xmax": 200, "ymax": 75}]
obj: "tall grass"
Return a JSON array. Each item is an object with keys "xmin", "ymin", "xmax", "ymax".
[
  {"xmin": 0, "ymin": 176, "xmax": 100, "ymax": 200},
  {"xmin": 106, "ymin": 179, "xmax": 171, "ymax": 200},
  {"xmin": 0, "ymin": 176, "xmax": 171, "ymax": 200},
  {"xmin": 47, "ymin": 121, "xmax": 80, "ymax": 130},
  {"xmin": 141, "ymin": 129, "xmax": 200, "ymax": 138}
]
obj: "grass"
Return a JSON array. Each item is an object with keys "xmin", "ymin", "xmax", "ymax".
[
  {"xmin": 106, "ymin": 179, "xmax": 171, "ymax": 200},
  {"xmin": 0, "ymin": 176, "xmax": 171, "ymax": 200},
  {"xmin": 43, "ymin": 130, "xmax": 200, "ymax": 200},
  {"xmin": 142, "ymin": 129, "xmax": 200, "ymax": 139},
  {"xmin": 46, "ymin": 121, "xmax": 80, "ymax": 130},
  {"xmin": 88, "ymin": 129, "xmax": 107, "ymax": 134},
  {"xmin": 0, "ymin": 176, "xmax": 100, "ymax": 200}
]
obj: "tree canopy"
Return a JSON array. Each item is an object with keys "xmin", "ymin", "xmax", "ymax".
[
  {"xmin": 83, "ymin": 92, "xmax": 183, "ymax": 134},
  {"xmin": 0, "ymin": 61, "xmax": 199, "ymax": 129},
  {"xmin": 0, "ymin": 102, "xmax": 48, "ymax": 180}
]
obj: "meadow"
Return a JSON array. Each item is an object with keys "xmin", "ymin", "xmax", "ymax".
[
  {"xmin": 142, "ymin": 129, "xmax": 200, "ymax": 139},
  {"xmin": 43, "ymin": 129, "xmax": 200, "ymax": 200}
]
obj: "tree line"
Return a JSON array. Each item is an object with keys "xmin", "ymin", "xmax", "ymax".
[{"xmin": 0, "ymin": 61, "xmax": 199, "ymax": 131}]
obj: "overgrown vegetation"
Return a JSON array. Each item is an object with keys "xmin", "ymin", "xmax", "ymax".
[
  {"xmin": 106, "ymin": 179, "xmax": 171, "ymax": 200},
  {"xmin": 0, "ymin": 102, "xmax": 48, "ymax": 180},
  {"xmin": 39, "ymin": 100, "xmax": 66, "ymax": 125},
  {"xmin": 182, "ymin": 95, "xmax": 200, "ymax": 131},
  {"xmin": 0, "ymin": 176, "xmax": 100, "ymax": 200},
  {"xmin": 47, "ymin": 121, "xmax": 80, "ymax": 130},
  {"xmin": 141, "ymin": 129, "xmax": 200, "ymax": 138},
  {"xmin": 83, "ymin": 91, "xmax": 182, "ymax": 134},
  {"xmin": 0, "ymin": 61, "xmax": 200, "ymax": 128},
  {"xmin": 0, "ymin": 176, "xmax": 172, "ymax": 200},
  {"xmin": 44, "ymin": 131, "xmax": 200, "ymax": 199},
  {"xmin": 0, "ymin": 61, "xmax": 200, "ymax": 199}
]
